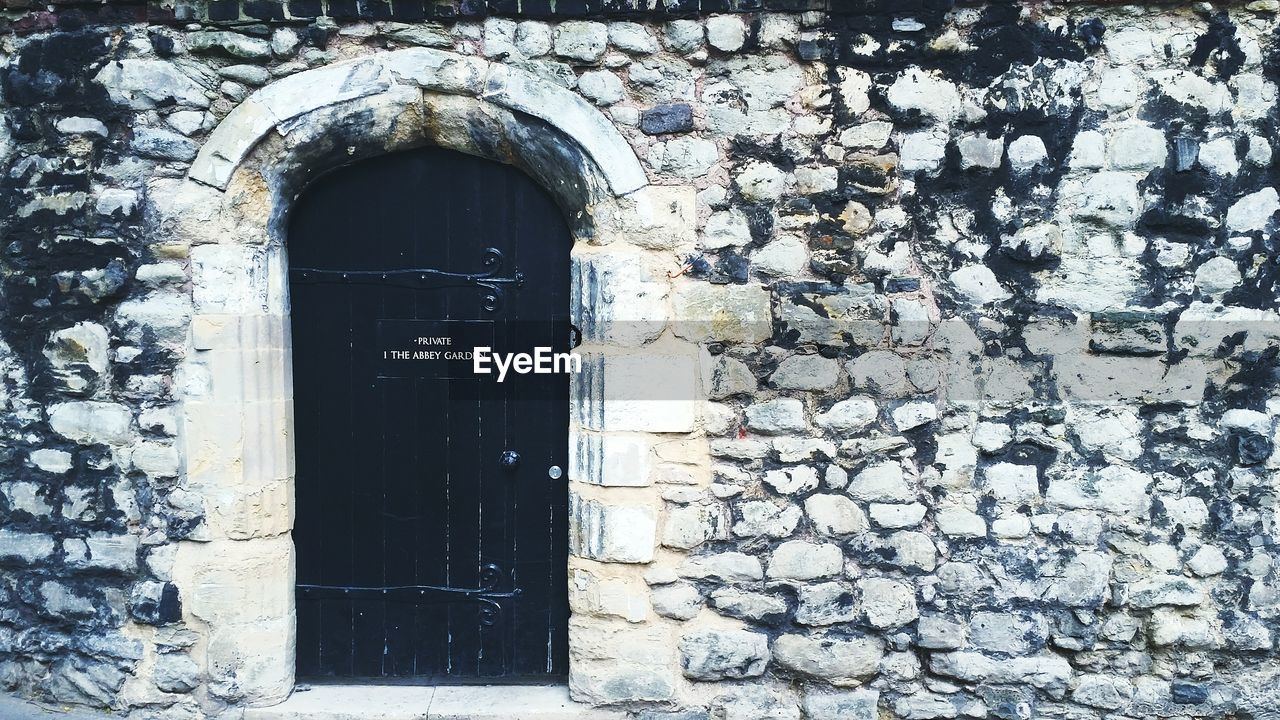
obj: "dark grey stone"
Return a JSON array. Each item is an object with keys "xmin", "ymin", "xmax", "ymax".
[{"xmin": 641, "ymin": 104, "xmax": 694, "ymax": 135}]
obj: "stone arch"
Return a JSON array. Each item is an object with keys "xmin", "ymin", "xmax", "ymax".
[
  {"xmin": 188, "ymin": 48, "xmax": 645, "ymax": 199},
  {"xmin": 158, "ymin": 49, "xmax": 697, "ymax": 709}
]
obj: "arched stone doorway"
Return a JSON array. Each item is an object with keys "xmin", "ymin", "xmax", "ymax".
[{"xmin": 154, "ymin": 49, "xmax": 701, "ymax": 707}]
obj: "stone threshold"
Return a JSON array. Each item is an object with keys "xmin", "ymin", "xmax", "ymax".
[{"xmin": 242, "ymin": 684, "xmax": 629, "ymax": 720}]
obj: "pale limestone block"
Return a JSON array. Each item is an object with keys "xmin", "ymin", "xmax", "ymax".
[
  {"xmin": 48, "ymin": 401, "xmax": 132, "ymax": 446},
  {"xmin": 613, "ymin": 185, "xmax": 696, "ymax": 252},
  {"xmin": 672, "ymin": 281, "xmax": 772, "ymax": 344},
  {"xmin": 569, "ymin": 568, "xmax": 649, "ymax": 622},
  {"xmin": 570, "ymin": 496, "xmax": 657, "ymax": 563},
  {"xmin": 578, "ymin": 351, "xmax": 697, "ymax": 433},
  {"xmin": 572, "ymin": 252, "xmax": 670, "ymax": 346},
  {"xmin": 381, "ymin": 46, "xmax": 487, "ymax": 94},
  {"xmin": 192, "ymin": 245, "xmax": 269, "ymax": 315},
  {"xmin": 572, "ymin": 432, "xmax": 653, "ymax": 487},
  {"xmin": 214, "ymin": 479, "xmax": 293, "ymax": 540},
  {"xmin": 568, "ymin": 617, "xmax": 676, "ymax": 703}
]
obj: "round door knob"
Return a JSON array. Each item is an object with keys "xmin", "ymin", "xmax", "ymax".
[{"xmin": 500, "ymin": 450, "xmax": 520, "ymax": 469}]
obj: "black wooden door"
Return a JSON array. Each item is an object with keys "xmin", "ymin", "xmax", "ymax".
[{"xmin": 288, "ymin": 148, "xmax": 571, "ymax": 682}]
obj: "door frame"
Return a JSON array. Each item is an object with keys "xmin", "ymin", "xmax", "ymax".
[{"xmin": 159, "ymin": 50, "xmax": 706, "ymax": 708}]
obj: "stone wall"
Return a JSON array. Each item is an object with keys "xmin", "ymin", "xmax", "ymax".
[{"xmin": 0, "ymin": 1, "xmax": 1278, "ymax": 719}]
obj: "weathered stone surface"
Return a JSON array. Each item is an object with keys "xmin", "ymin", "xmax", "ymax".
[
  {"xmin": 857, "ymin": 577, "xmax": 918, "ymax": 628},
  {"xmin": 1226, "ymin": 187, "xmax": 1280, "ymax": 233},
  {"xmin": 651, "ymin": 583, "xmax": 703, "ymax": 620},
  {"xmin": 578, "ymin": 70, "xmax": 625, "ymax": 105},
  {"xmin": 804, "ymin": 494, "xmax": 868, "ymax": 536},
  {"xmin": 710, "ymin": 588, "xmax": 788, "ymax": 623},
  {"xmin": 767, "ymin": 541, "xmax": 843, "ymax": 580},
  {"xmin": 869, "ymin": 502, "xmax": 926, "ymax": 529},
  {"xmin": 763, "ymin": 465, "xmax": 819, "ymax": 495},
  {"xmin": 1047, "ymin": 552, "xmax": 1113, "ymax": 607},
  {"xmin": 772, "ymin": 634, "xmax": 884, "ymax": 683},
  {"xmin": 663, "ymin": 20, "xmax": 704, "ymax": 54},
  {"xmin": 0, "ymin": 530, "xmax": 56, "ymax": 564},
  {"xmin": 554, "ymin": 21, "xmax": 609, "ymax": 63},
  {"xmin": 680, "ymin": 629, "xmax": 770, "ymax": 680},
  {"xmin": 663, "ymin": 503, "xmax": 726, "ymax": 549},
  {"xmin": 744, "ymin": 398, "xmax": 807, "ymax": 435},
  {"xmin": 795, "ymin": 581, "xmax": 858, "ymax": 626},
  {"xmin": 570, "ymin": 619, "xmax": 677, "ymax": 704},
  {"xmin": 734, "ymin": 499, "xmax": 802, "ymax": 538},
  {"xmin": 815, "ymin": 397, "xmax": 878, "ymax": 435},
  {"xmin": 66, "ymin": 535, "xmax": 139, "ymax": 573},
  {"xmin": 48, "ymin": 402, "xmax": 132, "ymax": 446},
  {"xmin": 803, "ymin": 689, "xmax": 880, "ymax": 720},
  {"xmin": 969, "ymin": 611, "xmax": 1046, "ymax": 653},
  {"xmin": 679, "ymin": 552, "xmax": 763, "ymax": 582},
  {"xmin": 673, "ymin": 282, "xmax": 771, "ymax": 344},
  {"xmin": 770, "ymin": 355, "xmax": 839, "ymax": 391},
  {"xmin": 570, "ymin": 497, "xmax": 656, "ymax": 563},
  {"xmin": 95, "ymin": 59, "xmax": 211, "ymax": 109},
  {"xmin": 2, "ymin": 7, "xmax": 1279, "ymax": 717},
  {"xmin": 706, "ymin": 16, "xmax": 747, "ymax": 52},
  {"xmin": 189, "ymin": 31, "xmax": 272, "ymax": 58},
  {"xmin": 852, "ymin": 531, "xmax": 937, "ymax": 572},
  {"xmin": 930, "ymin": 652, "xmax": 1073, "ymax": 695},
  {"xmin": 153, "ymin": 653, "xmax": 200, "ymax": 693},
  {"xmin": 918, "ymin": 615, "xmax": 966, "ymax": 650},
  {"xmin": 847, "ymin": 462, "xmax": 913, "ymax": 502},
  {"xmin": 610, "ymin": 22, "xmax": 658, "ymax": 54},
  {"xmin": 641, "ymin": 103, "xmax": 695, "ymax": 135},
  {"xmin": 885, "ymin": 68, "xmax": 960, "ymax": 122},
  {"xmin": 710, "ymin": 686, "xmax": 800, "ymax": 720}
]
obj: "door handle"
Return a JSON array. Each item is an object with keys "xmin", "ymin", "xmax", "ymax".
[{"xmin": 500, "ymin": 450, "xmax": 520, "ymax": 470}]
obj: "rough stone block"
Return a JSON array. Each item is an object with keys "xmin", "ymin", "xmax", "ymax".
[
  {"xmin": 48, "ymin": 402, "xmax": 132, "ymax": 446},
  {"xmin": 679, "ymin": 629, "xmax": 769, "ymax": 680},
  {"xmin": 678, "ymin": 552, "xmax": 762, "ymax": 582},
  {"xmin": 575, "ymin": 351, "xmax": 697, "ymax": 433},
  {"xmin": 0, "ymin": 530, "xmax": 55, "ymax": 564},
  {"xmin": 640, "ymin": 103, "xmax": 694, "ymax": 135},
  {"xmin": 767, "ymin": 541, "xmax": 842, "ymax": 580},
  {"xmin": 795, "ymin": 581, "xmax": 857, "ymax": 626},
  {"xmin": 672, "ymin": 281, "xmax": 772, "ymax": 345},
  {"xmin": 772, "ymin": 634, "xmax": 883, "ymax": 685},
  {"xmin": 65, "ymin": 534, "xmax": 140, "ymax": 573},
  {"xmin": 744, "ymin": 398, "xmax": 806, "ymax": 435},
  {"xmin": 803, "ymin": 689, "xmax": 879, "ymax": 720}
]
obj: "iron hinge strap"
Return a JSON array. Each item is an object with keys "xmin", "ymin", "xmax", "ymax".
[
  {"xmin": 289, "ymin": 247, "xmax": 523, "ymax": 287},
  {"xmin": 296, "ymin": 584, "xmax": 522, "ymax": 601},
  {"xmin": 289, "ymin": 268, "xmax": 525, "ymax": 286},
  {"xmin": 289, "ymin": 248, "xmax": 523, "ymax": 313}
]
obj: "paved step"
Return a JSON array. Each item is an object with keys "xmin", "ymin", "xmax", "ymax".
[{"xmin": 243, "ymin": 684, "xmax": 628, "ymax": 720}]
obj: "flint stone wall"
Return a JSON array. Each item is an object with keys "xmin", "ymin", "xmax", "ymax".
[{"xmin": 0, "ymin": 1, "xmax": 1278, "ymax": 719}]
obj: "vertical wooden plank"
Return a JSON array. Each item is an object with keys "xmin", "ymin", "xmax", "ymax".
[{"xmin": 409, "ymin": 149, "xmax": 455, "ymax": 678}]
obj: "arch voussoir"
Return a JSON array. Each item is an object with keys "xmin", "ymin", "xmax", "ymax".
[{"xmin": 187, "ymin": 49, "xmax": 647, "ymax": 197}]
